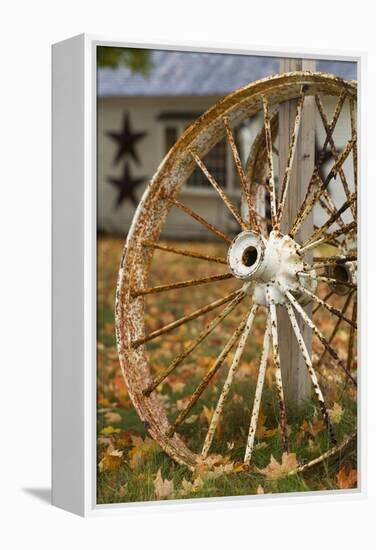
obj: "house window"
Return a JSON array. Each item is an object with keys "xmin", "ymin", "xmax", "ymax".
[
  {"xmin": 164, "ymin": 126, "xmax": 178, "ymax": 153},
  {"xmin": 159, "ymin": 112, "xmax": 239, "ymax": 193},
  {"xmin": 187, "ymin": 138, "xmax": 227, "ymax": 188}
]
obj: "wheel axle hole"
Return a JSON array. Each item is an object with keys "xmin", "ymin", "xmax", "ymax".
[
  {"xmin": 242, "ymin": 246, "xmax": 258, "ymax": 267},
  {"xmin": 333, "ymin": 265, "xmax": 349, "ymax": 283},
  {"xmin": 325, "ymin": 264, "xmax": 351, "ymax": 295}
]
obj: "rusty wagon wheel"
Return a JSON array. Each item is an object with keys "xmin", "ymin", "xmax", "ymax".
[{"xmin": 115, "ymin": 72, "xmax": 358, "ymax": 472}]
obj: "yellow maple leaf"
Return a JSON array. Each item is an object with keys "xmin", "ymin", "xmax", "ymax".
[
  {"xmin": 98, "ymin": 448, "xmax": 123, "ymax": 472},
  {"xmin": 328, "ymin": 403, "xmax": 344, "ymax": 424},
  {"xmin": 100, "ymin": 425, "xmax": 120, "ymax": 435}
]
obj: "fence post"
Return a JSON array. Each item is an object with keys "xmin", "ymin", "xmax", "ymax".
[{"xmin": 277, "ymin": 58, "xmax": 316, "ymax": 406}]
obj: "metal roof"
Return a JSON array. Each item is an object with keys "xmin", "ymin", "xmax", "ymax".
[{"xmin": 97, "ymin": 50, "xmax": 357, "ymax": 97}]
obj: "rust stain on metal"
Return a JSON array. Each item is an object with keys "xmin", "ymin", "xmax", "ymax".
[
  {"xmin": 143, "ymin": 291, "xmax": 246, "ymax": 397},
  {"xmin": 114, "ymin": 71, "xmax": 357, "ymax": 470},
  {"xmin": 132, "ymin": 272, "xmax": 233, "ymax": 297},
  {"xmin": 142, "ymin": 239, "xmax": 228, "ymax": 264}
]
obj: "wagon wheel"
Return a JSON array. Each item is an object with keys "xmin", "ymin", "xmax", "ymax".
[{"xmin": 116, "ymin": 72, "xmax": 358, "ymax": 472}]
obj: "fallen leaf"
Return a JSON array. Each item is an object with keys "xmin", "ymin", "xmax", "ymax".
[
  {"xmin": 167, "ymin": 379, "xmax": 186, "ymax": 393},
  {"xmin": 256, "ymin": 452, "xmax": 298, "ymax": 480},
  {"xmin": 336, "ymin": 463, "xmax": 357, "ymax": 489},
  {"xmin": 154, "ymin": 469, "xmax": 174, "ymax": 499},
  {"xmin": 98, "ymin": 448, "xmax": 123, "ymax": 472},
  {"xmin": 296, "ymin": 419, "xmax": 325, "ymax": 444},
  {"xmin": 256, "ymin": 411, "xmax": 280, "ymax": 439},
  {"xmin": 254, "ymin": 442, "xmax": 268, "ymax": 451},
  {"xmin": 100, "ymin": 425, "xmax": 120, "ymax": 435},
  {"xmin": 201, "ymin": 405, "xmax": 215, "ymax": 425},
  {"xmin": 180, "ymin": 477, "xmax": 204, "ymax": 496},
  {"xmin": 328, "ymin": 403, "xmax": 344, "ymax": 424},
  {"xmin": 128, "ymin": 436, "xmax": 159, "ymax": 470},
  {"xmin": 104, "ymin": 411, "xmax": 122, "ymax": 424}
]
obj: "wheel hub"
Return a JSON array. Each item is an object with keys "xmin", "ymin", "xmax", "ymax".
[{"xmin": 228, "ymin": 230, "xmax": 316, "ymax": 305}]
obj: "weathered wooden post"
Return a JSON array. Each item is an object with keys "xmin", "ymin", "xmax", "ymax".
[{"xmin": 277, "ymin": 58, "xmax": 316, "ymax": 405}]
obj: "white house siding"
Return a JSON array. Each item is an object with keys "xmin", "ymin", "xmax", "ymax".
[
  {"xmin": 98, "ymin": 95, "xmax": 355, "ymax": 240},
  {"xmin": 97, "ymin": 95, "xmax": 243, "ymax": 240}
]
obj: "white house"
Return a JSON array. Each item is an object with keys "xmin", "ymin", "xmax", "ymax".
[{"xmin": 97, "ymin": 51, "xmax": 356, "ymax": 239}]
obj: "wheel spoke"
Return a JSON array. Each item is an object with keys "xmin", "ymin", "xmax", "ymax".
[
  {"xmin": 168, "ymin": 312, "xmax": 250, "ymax": 436},
  {"xmin": 347, "ymin": 296, "xmax": 357, "ymax": 373},
  {"xmin": 284, "ymin": 290, "xmax": 357, "ymax": 386},
  {"xmin": 302, "ymin": 194, "xmax": 357, "ymax": 247},
  {"xmin": 313, "ymin": 254, "xmax": 357, "ymax": 264},
  {"xmin": 298, "ymin": 284, "xmax": 357, "ymax": 328},
  {"xmin": 320, "ymin": 91, "xmax": 347, "ymax": 153},
  {"xmin": 300, "ymin": 221, "xmax": 357, "ymax": 253},
  {"xmin": 142, "ymin": 240, "xmax": 227, "ymax": 264},
  {"xmin": 132, "ymin": 289, "xmax": 241, "ymax": 348},
  {"xmin": 223, "ymin": 116, "xmax": 259, "ymax": 231},
  {"xmin": 267, "ymin": 292, "xmax": 289, "ymax": 452},
  {"xmin": 201, "ymin": 304, "xmax": 258, "ymax": 458},
  {"xmin": 244, "ymin": 317, "xmax": 271, "ymax": 464},
  {"xmin": 164, "ymin": 195, "xmax": 232, "ymax": 244},
  {"xmin": 132, "ymin": 272, "xmax": 233, "ymax": 297},
  {"xmin": 289, "ymin": 169, "xmax": 322, "ymax": 237},
  {"xmin": 323, "ymin": 135, "xmax": 356, "ymax": 189},
  {"xmin": 291, "ymin": 136, "xmax": 355, "ymax": 239},
  {"xmin": 318, "ymin": 291, "xmax": 354, "ymax": 365},
  {"xmin": 319, "ymin": 190, "xmax": 346, "ymax": 229},
  {"xmin": 291, "ymin": 92, "xmax": 348, "ymax": 236},
  {"xmin": 285, "ymin": 302, "xmax": 336, "ymax": 444},
  {"xmin": 190, "ymin": 150, "xmax": 248, "ymax": 230},
  {"xmin": 315, "ymin": 95, "xmax": 356, "ymax": 219},
  {"xmin": 349, "ymin": 97, "xmax": 358, "ymax": 217},
  {"xmin": 277, "ymin": 87, "xmax": 305, "ymax": 226},
  {"xmin": 143, "ymin": 290, "xmax": 246, "ymax": 396},
  {"xmin": 312, "ymin": 290, "xmax": 334, "ymax": 314},
  {"xmin": 297, "ymin": 271, "xmax": 356, "ymax": 290},
  {"xmin": 262, "ymin": 96, "xmax": 278, "ymax": 228},
  {"xmin": 289, "ymin": 432, "xmax": 356, "ymax": 476}
]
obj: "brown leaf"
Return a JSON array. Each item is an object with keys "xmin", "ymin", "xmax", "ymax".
[
  {"xmin": 336, "ymin": 463, "xmax": 357, "ymax": 489},
  {"xmin": 180, "ymin": 477, "xmax": 204, "ymax": 496},
  {"xmin": 256, "ymin": 452, "xmax": 298, "ymax": 480},
  {"xmin": 104, "ymin": 411, "xmax": 122, "ymax": 424},
  {"xmin": 98, "ymin": 448, "xmax": 123, "ymax": 472},
  {"xmin": 153, "ymin": 469, "xmax": 174, "ymax": 499}
]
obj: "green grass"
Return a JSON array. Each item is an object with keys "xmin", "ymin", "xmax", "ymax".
[{"xmin": 96, "ymin": 235, "xmax": 358, "ymax": 504}]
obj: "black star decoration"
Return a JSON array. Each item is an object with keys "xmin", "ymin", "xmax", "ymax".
[
  {"xmin": 107, "ymin": 113, "xmax": 147, "ymax": 166},
  {"xmin": 108, "ymin": 162, "xmax": 146, "ymax": 208}
]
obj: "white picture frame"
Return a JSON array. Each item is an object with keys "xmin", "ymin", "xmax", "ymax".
[{"xmin": 52, "ymin": 34, "xmax": 366, "ymax": 517}]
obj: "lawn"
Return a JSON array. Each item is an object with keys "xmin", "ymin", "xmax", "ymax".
[{"xmin": 97, "ymin": 234, "xmax": 357, "ymax": 504}]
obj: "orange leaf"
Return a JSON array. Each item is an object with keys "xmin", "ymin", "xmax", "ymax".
[{"xmin": 336, "ymin": 463, "xmax": 357, "ymax": 489}]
